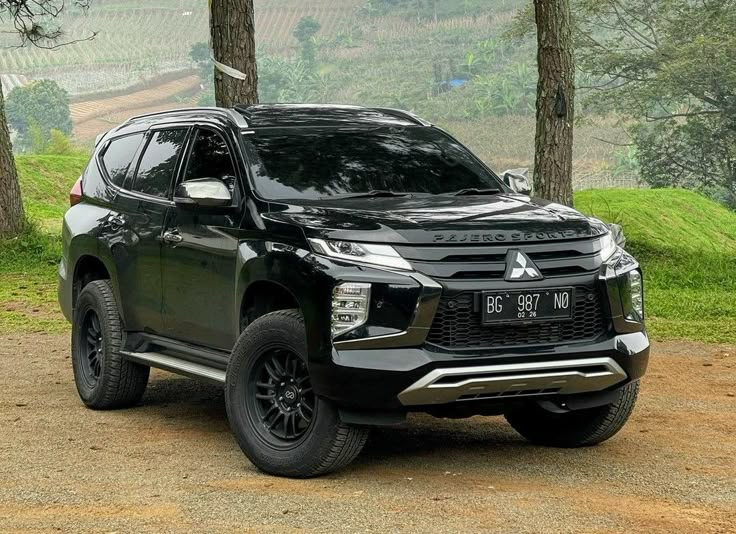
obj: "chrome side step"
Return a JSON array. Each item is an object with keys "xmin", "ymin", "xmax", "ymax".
[
  {"xmin": 398, "ymin": 357, "xmax": 627, "ymax": 406},
  {"xmin": 121, "ymin": 351, "xmax": 226, "ymax": 385}
]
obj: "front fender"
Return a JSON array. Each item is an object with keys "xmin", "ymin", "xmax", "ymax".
[{"xmin": 235, "ymin": 241, "xmax": 420, "ymax": 367}]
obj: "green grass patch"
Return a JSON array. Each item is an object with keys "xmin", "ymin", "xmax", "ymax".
[
  {"xmin": 15, "ymin": 155, "xmax": 88, "ymax": 231},
  {"xmin": 1, "ymin": 155, "xmax": 87, "ymax": 334},
  {"xmin": 575, "ymin": 188, "xmax": 736, "ymax": 343}
]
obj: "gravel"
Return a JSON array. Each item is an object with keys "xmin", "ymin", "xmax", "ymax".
[{"xmin": 1, "ymin": 334, "xmax": 734, "ymax": 533}]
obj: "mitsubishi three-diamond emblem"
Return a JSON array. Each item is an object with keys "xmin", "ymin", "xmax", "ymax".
[{"xmin": 505, "ymin": 250, "xmax": 544, "ymax": 281}]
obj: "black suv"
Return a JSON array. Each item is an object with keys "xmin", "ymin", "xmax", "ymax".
[{"xmin": 59, "ymin": 105, "xmax": 648, "ymax": 478}]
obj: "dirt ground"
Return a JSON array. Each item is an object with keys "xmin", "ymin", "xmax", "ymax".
[{"xmin": 0, "ymin": 334, "xmax": 734, "ymax": 533}]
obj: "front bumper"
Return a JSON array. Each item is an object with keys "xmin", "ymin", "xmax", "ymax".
[
  {"xmin": 311, "ymin": 331, "xmax": 649, "ymax": 411},
  {"xmin": 307, "ymin": 246, "xmax": 648, "ymax": 412}
]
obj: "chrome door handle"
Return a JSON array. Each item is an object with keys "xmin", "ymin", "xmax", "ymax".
[{"xmin": 163, "ymin": 230, "xmax": 183, "ymax": 245}]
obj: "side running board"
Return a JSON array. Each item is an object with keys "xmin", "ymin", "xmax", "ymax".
[{"xmin": 121, "ymin": 351, "xmax": 226, "ymax": 385}]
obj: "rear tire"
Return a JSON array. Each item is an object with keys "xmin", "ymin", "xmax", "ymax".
[
  {"xmin": 505, "ymin": 381, "xmax": 640, "ymax": 447},
  {"xmin": 225, "ymin": 309, "xmax": 369, "ymax": 478},
  {"xmin": 71, "ymin": 280, "xmax": 149, "ymax": 409}
]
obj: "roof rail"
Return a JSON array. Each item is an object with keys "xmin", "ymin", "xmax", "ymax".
[
  {"xmin": 124, "ymin": 107, "xmax": 250, "ymax": 128},
  {"xmin": 372, "ymin": 107, "xmax": 432, "ymax": 127}
]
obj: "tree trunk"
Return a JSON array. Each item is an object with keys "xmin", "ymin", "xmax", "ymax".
[
  {"xmin": 0, "ymin": 81, "xmax": 24, "ymax": 238},
  {"xmin": 210, "ymin": 0, "xmax": 259, "ymax": 108},
  {"xmin": 533, "ymin": 0, "xmax": 575, "ymax": 206}
]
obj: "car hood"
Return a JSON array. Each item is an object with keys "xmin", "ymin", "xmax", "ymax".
[{"xmin": 263, "ymin": 194, "xmax": 608, "ymax": 245}]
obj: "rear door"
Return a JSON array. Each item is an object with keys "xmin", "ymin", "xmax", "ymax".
[
  {"xmin": 107, "ymin": 126, "xmax": 190, "ymax": 333},
  {"xmin": 160, "ymin": 126, "xmax": 242, "ymax": 349}
]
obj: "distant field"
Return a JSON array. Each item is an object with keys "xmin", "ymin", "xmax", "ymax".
[
  {"xmin": 4, "ymin": 0, "xmax": 632, "ymax": 177},
  {"xmin": 0, "ymin": 0, "xmax": 360, "ymax": 95},
  {"xmin": 442, "ymin": 115, "xmax": 638, "ymax": 188}
]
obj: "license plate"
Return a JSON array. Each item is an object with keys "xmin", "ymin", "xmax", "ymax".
[{"xmin": 482, "ymin": 288, "xmax": 574, "ymax": 324}]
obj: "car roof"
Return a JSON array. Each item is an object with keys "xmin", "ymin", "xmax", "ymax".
[
  {"xmin": 234, "ymin": 104, "xmax": 430, "ymax": 128},
  {"xmin": 97, "ymin": 104, "xmax": 431, "ymax": 146}
]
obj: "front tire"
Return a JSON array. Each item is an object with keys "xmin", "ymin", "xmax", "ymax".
[
  {"xmin": 71, "ymin": 280, "xmax": 149, "ymax": 409},
  {"xmin": 225, "ymin": 310, "xmax": 369, "ymax": 478},
  {"xmin": 505, "ymin": 381, "xmax": 640, "ymax": 447}
]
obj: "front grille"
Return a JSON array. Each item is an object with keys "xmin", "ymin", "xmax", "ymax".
[
  {"xmin": 426, "ymin": 287, "xmax": 607, "ymax": 349},
  {"xmin": 394, "ymin": 240, "xmax": 603, "ymax": 281}
]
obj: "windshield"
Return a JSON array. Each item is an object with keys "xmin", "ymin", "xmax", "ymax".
[{"xmin": 243, "ymin": 127, "xmax": 504, "ymax": 201}]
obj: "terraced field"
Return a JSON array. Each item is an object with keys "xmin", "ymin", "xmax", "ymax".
[
  {"xmin": 0, "ymin": 0, "xmax": 360, "ymax": 95},
  {"xmin": 71, "ymin": 75, "xmax": 201, "ymax": 140}
]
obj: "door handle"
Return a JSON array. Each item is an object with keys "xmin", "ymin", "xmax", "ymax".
[
  {"xmin": 109, "ymin": 214, "xmax": 126, "ymax": 228},
  {"xmin": 163, "ymin": 230, "xmax": 183, "ymax": 245}
]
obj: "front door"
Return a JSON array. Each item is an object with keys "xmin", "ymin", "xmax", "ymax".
[
  {"xmin": 108, "ymin": 126, "xmax": 189, "ymax": 334},
  {"xmin": 160, "ymin": 127, "xmax": 242, "ymax": 350}
]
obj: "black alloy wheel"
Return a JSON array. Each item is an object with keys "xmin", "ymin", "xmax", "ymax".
[
  {"xmin": 248, "ymin": 347, "xmax": 316, "ymax": 445},
  {"xmin": 79, "ymin": 309, "xmax": 104, "ymax": 387}
]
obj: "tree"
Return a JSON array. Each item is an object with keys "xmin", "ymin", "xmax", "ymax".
[
  {"xmin": 532, "ymin": 0, "xmax": 575, "ymax": 206},
  {"xmin": 6, "ymin": 80, "xmax": 72, "ymax": 151},
  {"xmin": 0, "ymin": 0, "xmax": 93, "ymax": 238},
  {"xmin": 575, "ymin": 0, "xmax": 736, "ymax": 208},
  {"xmin": 209, "ymin": 0, "xmax": 258, "ymax": 107},
  {"xmin": 293, "ymin": 16, "xmax": 321, "ymax": 64},
  {"xmin": 0, "ymin": 83, "xmax": 23, "ymax": 237}
]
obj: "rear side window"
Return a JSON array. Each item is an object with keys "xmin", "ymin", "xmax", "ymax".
[
  {"xmin": 101, "ymin": 133, "xmax": 144, "ymax": 187},
  {"xmin": 132, "ymin": 129, "xmax": 188, "ymax": 198}
]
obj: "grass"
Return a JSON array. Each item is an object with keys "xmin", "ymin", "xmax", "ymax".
[
  {"xmin": 0, "ymin": 156, "xmax": 87, "ymax": 333},
  {"xmin": 576, "ymin": 188, "xmax": 736, "ymax": 343},
  {"xmin": 15, "ymin": 156, "xmax": 88, "ymax": 230},
  {"xmin": 2, "ymin": 156, "xmax": 735, "ymax": 344}
]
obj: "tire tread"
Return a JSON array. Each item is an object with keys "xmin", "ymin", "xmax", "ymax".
[
  {"xmin": 226, "ymin": 309, "xmax": 369, "ymax": 478},
  {"xmin": 73, "ymin": 280, "xmax": 149, "ymax": 409},
  {"xmin": 505, "ymin": 381, "xmax": 640, "ymax": 448}
]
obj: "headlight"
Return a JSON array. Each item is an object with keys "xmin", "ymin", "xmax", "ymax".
[
  {"xmin": 620, "ymin": 270, "xmax": 644, "ymax": 322},
  {"xmin": 332, "ymin": 283, "xmax": 371, "ymax": 337},
  {"xmin": 309, "ymin": 239, "xmax": 412, "ymax": 271},
  {"xmin": 597, "ymin": 232, "xmax": 618, "ymax": 262}
]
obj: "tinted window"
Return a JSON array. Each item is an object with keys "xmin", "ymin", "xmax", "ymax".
[
  {"xmin": 132, "ymin": 129, "xmax": 188, "ymax": 198},
  {"xmin": 243, "ymin": 127, "xmax": 501, "ymax": 200},
  {"xmin": 101, "ymin": 133, "xmax": 144, "ymax": 186},
  {"xmin": 183, "ymin": 129, "xmax": 237, "ymax": 193}
]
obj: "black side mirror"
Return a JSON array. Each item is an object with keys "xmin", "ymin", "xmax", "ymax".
[
  {"xmin": 174, "ymin": 178, "xmax": 232, "ymax": 209},
  {"xmin": 502, "ymin": 168, "xmax": 532, "ymax": 195}
]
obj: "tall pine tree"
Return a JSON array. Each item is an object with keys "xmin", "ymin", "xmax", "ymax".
[{"xmin": 533, "ymin": 0, "xmax": 575, "ymax": 206}]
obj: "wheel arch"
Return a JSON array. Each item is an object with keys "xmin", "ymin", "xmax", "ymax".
[
  {"xmin": 72, "ymin": 255, "xmax": 111, "ymax": 308},
  {"xmin": 236, "ymin": 251, "xmax": 334, "ymax": 363},
  {"xmin": 239, "ymin": 279, "xmax": 302, "ymax": 332}
]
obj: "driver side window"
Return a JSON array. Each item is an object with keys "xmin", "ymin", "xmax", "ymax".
[{"xmin": 183, "ymin": 129, "xmax": 237, "ymax": 194}]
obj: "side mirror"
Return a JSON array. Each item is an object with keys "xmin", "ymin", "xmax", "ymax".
[
  {"xmin": 502, "ymin": 168, "xmax": 532, "ymax": 195},
  {"xmin": 174, "ymin": 178, "xmax": 232, "ymax": 209},
  {"xmin": 608, "ymin": 223, "xmax": 626, "ymax": 249}
]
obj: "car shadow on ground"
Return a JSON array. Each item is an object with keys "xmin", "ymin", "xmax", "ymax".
[{"xmin": 137, "ymin": 375, "xmax": 539, "ymax": 469}]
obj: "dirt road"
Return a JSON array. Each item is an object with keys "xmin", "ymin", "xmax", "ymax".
[{"xmin": 1, "ymin": 334, "xmax": 734, "ymax": 533}]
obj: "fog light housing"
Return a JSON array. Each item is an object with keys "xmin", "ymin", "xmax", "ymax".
[
  {"xmin": 620, "ymin": 270, "xmax": 644, "ymax": 322},
  {"xmin": 332, "ymin": 283, "xmax": 371, "ymax": 337}
]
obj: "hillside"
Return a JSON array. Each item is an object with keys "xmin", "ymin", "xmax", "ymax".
[
  {"xmin": 16, "ymin": 156, "xmax": 89, "ymax": 230},
  {"xmin": 2, "ymin": 156, "xmax": 734, "ymax": 343},
  {"xmin": 577, "ymin": 189, "xmax": 736, "ymax": 343}
]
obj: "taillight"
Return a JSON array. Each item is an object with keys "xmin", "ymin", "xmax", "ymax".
[{"xmin": 70, "ymin": 177, "xmax": 83, "ymax": 206}]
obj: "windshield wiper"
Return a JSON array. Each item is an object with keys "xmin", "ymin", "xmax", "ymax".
[
  {"xmin": 450, "ymin": 188, "xmax": 501, "ymax": 196},
  {"xmin": 323, "ymin": 190, "xmax": 412, "ymax": 200}
]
